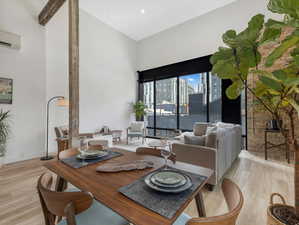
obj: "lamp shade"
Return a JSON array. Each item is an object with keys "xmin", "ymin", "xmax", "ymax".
[{"xmin": 56, "ymin": 98, "xmax": 69, "ymax": 107}]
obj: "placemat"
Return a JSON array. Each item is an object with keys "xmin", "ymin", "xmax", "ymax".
[
  {"xmin": 118, "ymin": 167, "xmax": 207, "ymax": 219},
  {"xmin": 60, "ymin": 151, "xmax": 123, "ymax": 169}
]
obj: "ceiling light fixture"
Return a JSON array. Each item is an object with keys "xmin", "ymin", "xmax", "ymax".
[{"xmin": 140, "ymin": 9, "xmax": 145, "ymax": 14}]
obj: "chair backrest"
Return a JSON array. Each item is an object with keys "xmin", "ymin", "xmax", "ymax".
[
  {"xmin": 129, "ymin": 121, "xmax": 144, "ymax": 132},
  {"xmin": 59, "ymin": 148, "xmax": 79, "ymax": 160},
  {"xmin": 37, "ymin": 173, "xmax": 93, "ymax": 225},
  {"xmin": 88, "ymin": 144, "xmax": 104, "ymax": 150},
  {"xmin": 57, "ymin": 138, "xmax": 69, "ymax": 159},
  {"xmin": 187, "ymin": 179, "xmax": 243, "ymax": 225},
  {"xmin": 136, "ymin": 147, "xmax": 176, "ymax": 163}
]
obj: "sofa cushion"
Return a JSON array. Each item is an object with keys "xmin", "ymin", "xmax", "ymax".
[
  {"xmin": 184, "ymin": 135, "xmax": 206, "ymax": 146},
  {"xmin": 205, "ymin": 126, "xmax": 217, "ymax": 148},
  {"xmin": 193, "ymin": 122, "xmax": 209, "ymax": 136},
  {"xmin": 205, "ymin": 132, "xmax": 217, "ymax": 148}
]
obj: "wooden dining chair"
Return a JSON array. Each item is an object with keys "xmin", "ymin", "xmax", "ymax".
[
  {"xmin": 136, "ymin": 147, "xmax": 176, "ymax": 163},
  {"xmin": 173, "ymin": 179, "xmax": 244, "ymax": 225},
  {"xmin": 88, "ymin": 144, "xmax": 104, "ymax": 150},
  {"xmin": 37, "ymin": 173, "xmax": 129, "ymax": 225}
]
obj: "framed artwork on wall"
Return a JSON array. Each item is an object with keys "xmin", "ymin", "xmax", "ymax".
[{"xmin": 0, "ymin": 78, "xmax": 13, "ymax": 104}]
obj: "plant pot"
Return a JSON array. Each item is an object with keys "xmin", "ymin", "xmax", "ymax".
[{"xmin": 267, "ymin": 193, "xmax": 299, "ymax": 225}]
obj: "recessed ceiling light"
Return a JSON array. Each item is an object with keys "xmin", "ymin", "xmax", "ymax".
[{"xmin": 140, "ymin": 9, "xmax": 145, "ymax": 14}]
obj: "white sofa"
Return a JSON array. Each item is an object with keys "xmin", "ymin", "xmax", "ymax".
[{"xmin": 172, "ymin": 122, "xmax": 242, "ymax": 189}]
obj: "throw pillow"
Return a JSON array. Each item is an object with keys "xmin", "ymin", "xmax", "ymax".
[
  {"xmin": 193, "ymin": 122, "xmax": 209, "ymax": 136},
  {"xmin": 205, "ymin": 132, "xmax": 217, "ymax": 148},
  {"xmin": 205, "ymin": 125, "xmax": 217, "ymax": 135},
  {"xmin": 184, "ymin": 135, "xmax": 206, "ymax": 146}
]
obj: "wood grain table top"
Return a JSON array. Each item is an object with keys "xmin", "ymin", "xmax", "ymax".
[{"xmin": 44, "ymin": 148, "xmax": 213, "ymax": 225}]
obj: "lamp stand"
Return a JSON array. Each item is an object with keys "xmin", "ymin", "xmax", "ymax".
[{"xmin": 41, "ymin": 96, "xmax": 65, "ymax": 161}]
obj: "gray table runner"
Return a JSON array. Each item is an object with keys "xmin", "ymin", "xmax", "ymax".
[
  {"xmin": 119, "ymin": 167, "xmax": 207, "ymax": 219},
  {"xmin": 60, "ymin": 151, "xmax": 123, "ymax": 169}
]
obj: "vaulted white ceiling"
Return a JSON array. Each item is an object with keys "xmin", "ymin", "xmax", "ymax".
[{"xmin": 80, "ymin": 0, "xmax": 237, "ymax": 41}]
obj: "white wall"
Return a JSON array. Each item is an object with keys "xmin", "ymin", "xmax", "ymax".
[
  {"xmin": 79, "ymin": 10, "xmax": 137, "ymax": 134},
  {"xmin": 46, "ymin": 3, "xmax": 69, "ymax": 153},
  {"xmin": 0, "ymin": 0, "xmax": 47, "ymax": 163},
  {"xmin": 137, "ymin": 0, "xmax": 281, "ymax": 71},
  {"xmin": 46, "ymin": 5, "xmax": 137, "ymax": 152}
]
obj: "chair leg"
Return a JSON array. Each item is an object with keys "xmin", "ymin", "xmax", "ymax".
[{"xmin": 195, "ymin": 191, "xmax": 206, "ymax": 217}]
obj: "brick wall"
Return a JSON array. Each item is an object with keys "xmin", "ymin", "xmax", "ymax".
[{"xmin": 247, "ymin": 27, "xmax": 299, "ymax": 152}]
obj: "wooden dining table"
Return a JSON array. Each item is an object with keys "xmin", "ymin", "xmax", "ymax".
[{"xmin": 44, "ymin": 148, "xmax": 213, "ymax": 225}]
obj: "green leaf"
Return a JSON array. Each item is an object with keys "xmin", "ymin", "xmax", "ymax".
[
  {"xmin": 226, "ymin": 81, "xmax": 244, "ymax": 99},
  {"xmin": 259, "ymin": 75, "xmax": 283, "ymax": 91},
  {"xmin": 265, "ymin": 33, "xmax": 299, "ymax": 67},
  {"xmin": 210, "ymin": 47, "xmax": 234, "ymax": 65},
  {"xmin": 260, "ymin": 27, "xmax": 281, "ymax": 45},
  {"xmin": 293, "ymin": 55, "xmax": 299, "ymax": 67},
  {"xmin": 284, "ymin": 77, "xmax": 299, "ymax": 86},
  {"xmin": 222, "ymin": 30, "xmax": 238, "ymax": 48},
  {"xmin": 291, "ymin": 47, "xmax": 299, "ymax": 57},
  {"xmin": 265, "ymin": 19, "xmax": 286, "ymax": 29},
  {"xmin": 268, "ymin": 0, "xmax": 299, "ymax": 19},
  {"xmin": 237, "ymin": 46, "xmax": 261, "ymax": 68},
  {"xmin": 238, "ymin": 14, "xmax": 265, "ymax": 43},
  {"xmin": 212, "ymin": 59, "xmax": 238, "ymax": 79},
  {"xmin": 273, "ymin": 70, "xmax": 288, "ymax": 81},
  {"xmin": 254, "ymin": 82, "xmax": 268, "ymax": 97}
]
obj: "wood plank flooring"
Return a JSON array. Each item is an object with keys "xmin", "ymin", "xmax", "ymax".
[{"xmin": 0, "ymin": 150, "xmax": 294, "ymax": 225}]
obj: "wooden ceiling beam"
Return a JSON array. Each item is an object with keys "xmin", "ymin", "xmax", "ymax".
[{"xmin": 39, "ymin": 0, "xmax": 66, "ymax": 26}]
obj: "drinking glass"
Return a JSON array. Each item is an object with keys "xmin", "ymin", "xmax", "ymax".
[
  {"xmin": 79, "ymin": 138, "xmax": 88, "ymax": 166},
  {"xmin": 161, "ymin": 140, "xmax": 172, "ymax": 169}
]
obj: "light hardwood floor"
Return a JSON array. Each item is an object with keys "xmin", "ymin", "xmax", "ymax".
[{"xmin": 0, "ymin": 150, "xmax": 294, "ymax": 225}]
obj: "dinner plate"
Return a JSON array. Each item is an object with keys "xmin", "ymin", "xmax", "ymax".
[
  {"xmin": 76, "ymin": 150, "xmax": 108, "ymax": 160},
  {"xmin": 150, "ymin": 171, "xmax": 187, "ymax": 188},
  {"xmin": 151, "ymin": 170, "xmax": 186, "ymax": 185},
  {"xmin": 144, "ymin": 171, "xmax": 193, "ymax": 193}
]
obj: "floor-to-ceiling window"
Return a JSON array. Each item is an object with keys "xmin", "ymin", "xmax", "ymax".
[
  {"xmin": 141, "ymin": 73, "xmax": 222, "ymax": 137},
  {"xmin": 138, "ymin": 55, "xmax": 241, "ymax": 138},
  {"xmin": 179, "ymin": 73, "xmax": 207, "ymax": 130}
]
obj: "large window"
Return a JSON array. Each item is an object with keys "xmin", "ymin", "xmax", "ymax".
[
  {"xmin": 142, "ymin": 73, "xmax": 222, "ymax": 137},
  {"xmin": 179, "ymin": 74, "xmax": 207, "ymax": 130},
  {"xmin": 138, "ymin": 55, "xmax": 241, "ymax": 138}
]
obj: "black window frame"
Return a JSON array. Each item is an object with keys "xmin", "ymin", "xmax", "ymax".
[{"xmin": 138, "ymin": 55, "xmax": 246, "ymax": 148}]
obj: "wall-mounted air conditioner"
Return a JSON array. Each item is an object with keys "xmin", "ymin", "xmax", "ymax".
[{"xmin": 0, "ymin": 30, "xmax": 21, "ymax": 50}]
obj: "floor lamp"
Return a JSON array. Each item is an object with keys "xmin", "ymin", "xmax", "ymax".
[{"xmin": 41, "ymin": 96, "xmax": 69, "ymax": 161}]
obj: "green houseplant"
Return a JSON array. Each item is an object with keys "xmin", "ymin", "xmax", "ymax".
[
  {"xmin": 133, "ymin": 101, "xmax": 147, "ymax": 121},
  {"xmin": 211, "ymin": 0, "xmax": 299, "ymax": 222},
  {"xmin": 0, "ymin": 110, "xmax": 10, "ymax": 164}
]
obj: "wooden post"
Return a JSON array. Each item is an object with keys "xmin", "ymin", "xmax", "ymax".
[{"xmin": 68, "ymin": 0, "xmax": 79, "ymax": 146}]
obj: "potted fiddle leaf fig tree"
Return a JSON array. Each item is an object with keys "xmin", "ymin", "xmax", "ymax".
[
  {"xmin": 211, "ymin": 0, "xmax": 299, "ymax": 223},
  {"xmin": 0, "ymin": 110, "xmax": 10, "ymax": 167},
  {"xmin": 133, "ymin": 101, "xmax": 147, "ymax": 121}
]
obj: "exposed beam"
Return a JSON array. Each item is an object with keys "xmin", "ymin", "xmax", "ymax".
[
  {"xmin": 68, "ymin": 0, "xmax": 80, "ymax": 146},
  {"xmin": 38, "ymin": 0, "xmax": 66, "ymax": 26}
]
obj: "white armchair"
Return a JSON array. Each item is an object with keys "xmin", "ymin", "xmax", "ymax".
[{"xmin": 127, "ymin": 122, "xmax": 146, "ymax": 144}]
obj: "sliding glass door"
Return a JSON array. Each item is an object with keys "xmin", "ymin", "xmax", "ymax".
[
  {"xmin": 179, "ymin": 73, "xmax": 207, "ymax": 130},
  {"xmin": 155, "ymin": 78, "xmax": 177, "ymax": 137},
  {"xmin": 141, "ymin": 72, "xmax": 223, "ymax": 137}
]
